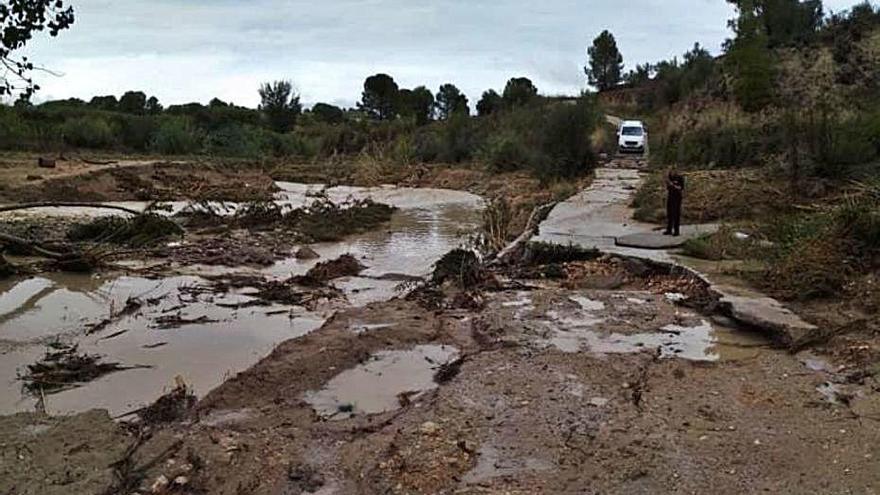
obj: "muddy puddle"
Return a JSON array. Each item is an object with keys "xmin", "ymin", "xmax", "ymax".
[
  {"xmin": 0, "ymin": 184, "xmax": 482, "ymax": 416},
  {"xmin": 490, "ymin": 290, "xmax": 768, "ymax": 362},
  {"xmin": 304, "ymin": 344, "xmax": 459, "ymax": 419}
]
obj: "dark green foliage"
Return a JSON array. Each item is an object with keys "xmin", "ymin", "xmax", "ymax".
[
  {"xmin": 259, "ymin": 80, "xmax": 302, "ymax": 133},
  {"xmin": 359, "ymin": 73, "xmax": 399, "ymax": 120},
  {"xmin": 67, "ymin": 214, "xmax": 183, "ymax": 247},
  {"xmin": 435, "ymin": 83, "xmax": 469, "ymax": 120},
  {"xmin": 62, "ymin": 116, "xmax": 117, "ymax": 148},
  {"xmin": 145, "ymin": 96, "xmax": 163, "ymax": 114},
  {"xmin": 476, "ymin": 89, "xmax": 503, "ymax": 116},
  {"xmin": 89, "ymin": 95, "xmax": 118, "ymax": 111},
  {"xmin": 727, "ymin": 33, "xmax": 776, "ymax": 112},
  {"xmin": 1, "ymin": 0, "xmax": 75, "ymax": 98},
  {"xmin": 115, "ymin": 114, "xmax": 158, "ymax": 151},
  {"xmin": 398, "ymin": 86, "xmax": 435, "ymax": 125},
  {"xmin": 151, "ymin": 117, "xmax": 203, "ymax": 155},
  {"xmin": 727, "ymin": 0, "xmax": 823, "ymax": 48},
  {"xmin": 585, "ymin": 30, "xmax": 624, "ymax": 91},
  {"xmin": 480, "ymin": 132, "xmax": 535, "ymax": 172},
  {"xmin": 502, "ymin": 77, "xmax": 538, "ymax": 107},
  {"xmin": 118, "ymin": 91, "xmax": 147, "ymax": 114},
  {"xmin": 535, "ymin": 99, "xmax": 600, "ymax": 181},
  {"xmin": 310, "ymin": 103, "xmax": 345, "ymax": 124}
]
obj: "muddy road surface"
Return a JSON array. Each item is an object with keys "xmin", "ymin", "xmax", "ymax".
[{"xmin": 1, "ymin": 161, "xmax": 879, "ymax": 494}]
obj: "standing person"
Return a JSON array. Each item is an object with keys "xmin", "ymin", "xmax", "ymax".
[{"xmin": 664, "ymin": 167, "xmax": 685, "ymax": 236}]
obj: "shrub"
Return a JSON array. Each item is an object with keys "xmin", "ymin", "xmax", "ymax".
[
  {"xmin": 534, "ymin": 99, "xmax": 599, "ymax": 181},
  {"xmin": 115, "ymin": 115, "xmax": 158, "ymax": 151},
  {"xmin": 61, "ymin": 116, "xmax": 117, "ymax": 148},
  {"xmin": 151, "ymin": 117, "xmax": 202, "ymax": 155},
  {"xmin": 479, "ymin": 132, "xmax": 534, "ymax": 172}
]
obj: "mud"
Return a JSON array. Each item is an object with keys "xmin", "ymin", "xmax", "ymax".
[{"xmin": 1, "ymin": 160, "xmax": 879, "ymax": 494}]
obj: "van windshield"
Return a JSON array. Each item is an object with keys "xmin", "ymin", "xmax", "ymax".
[{"xmin": 621, "ymin": 126, "xmax": 643, "ymax": 136}]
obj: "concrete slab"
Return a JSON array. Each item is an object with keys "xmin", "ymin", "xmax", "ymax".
[
  {"xmin": 615, "ymin": 224, "xmax": 720, "ymax": 250},
  {"xmin": 534, "ymin": 166, "xmax": 819, "ymax": 349}
]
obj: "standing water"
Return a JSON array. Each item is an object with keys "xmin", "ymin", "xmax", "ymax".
[{"xmin": 0, "ymin": 183, "xmax": 483, "ymax": 416}]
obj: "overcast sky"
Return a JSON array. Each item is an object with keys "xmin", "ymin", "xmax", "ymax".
[{"xmin": 20, "ymin": 0, "xmax": 867, "ymax": 109}]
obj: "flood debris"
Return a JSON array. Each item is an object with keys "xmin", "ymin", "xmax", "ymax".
[
  {"xmin": 0, "ymin": 253, "xmax": 14, "ymax": 278},
  {"xmin": 523, "ymin": 241, "xmax": 601, "ymax": 265},
  {"xmin": 286, "ymin": 195, "xmax": 397, "ymax": 243},
  {"xmin": 67, "ymin": 213, "xmax": 183, "ymax": 247},
  {"xmin": 20, "ymin": 342, "xmax": 136, "ymax": 394},
  {"xmin": 137, "ymin": 378, "xmax": 197, "ymax": 425},
  {"xmin": 432, "ymin": 249, "xmax": 487, "ymax": 289},
  {"xmin": 152, "ymin": 314, "xmax": 219, "ymax": 330},
  {"xmin": 86, "ymin": 297, "xmax": 145, "ymax": 335},
  {"xmin": 293, "ymin": 254, "xmax": 366, "ymax": 286}
]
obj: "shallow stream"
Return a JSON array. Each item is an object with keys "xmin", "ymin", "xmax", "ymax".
[{"xmin": 0, "ymin": 183, "xmax": 483, "ymax": 416}]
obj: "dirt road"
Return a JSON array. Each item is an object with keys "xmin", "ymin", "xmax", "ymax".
[{"xmin": 1, "ymin": 160, "xmax": 878, "ymax": 494}]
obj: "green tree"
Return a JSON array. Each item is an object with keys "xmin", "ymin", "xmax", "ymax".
[
  {"xmin": 0, "ymin": 0, "xmax": 75, "ymax": 98},
  {"xmin": 726, "ymin": 1, "xmax": 778, "ymax": 111},
  {"xmin": 359, "ymin": 73, "xmax": 399, "ymax": 120},
  {"xmin": 258, "ymin": 80, "xmax": 302, "ymax": 133},
  {"xmin": 89, "ymin": 95, "xmax": 119, "ymax": 111},
  {"xmin": 398, "ymin": 86, "xmax": 434, "ymax": 125},
  {"xmin": 311, "ymin": 103, "xmax": 345, "ymax": 124},
  {"xmin": 145, "ymin": 96, "xmax": 163, "ymax": 114},
  {"xmin": 435, "ymin": 83, "xmax": 469, "ymax": 120},
  {"xmin": 476, "ymin": 89, "xmax": 503, "ymax": 116},
  {"xmin": 624, "ymin": 63, "xmax": 653, "ymax": 85},
  {"xmin": 585, "ymin": 30, "xmax": 624, "ymax": 91},
  {"xmin": 119, "ymin": 91, "xmax": 147, "ymax": 114},
  {"xmin": 502, "ymin": 77, "xmax": 538, "ymax": 107}
]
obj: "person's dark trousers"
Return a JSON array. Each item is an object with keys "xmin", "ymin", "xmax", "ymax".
[{"xmin": 666, "ymin": 196, "xmax": 682, "ymax": 236}]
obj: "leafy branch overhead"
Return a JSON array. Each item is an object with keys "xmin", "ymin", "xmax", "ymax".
[{"xmin": 1, "ymin": 0, "xmax": 75, "ymax": 98}]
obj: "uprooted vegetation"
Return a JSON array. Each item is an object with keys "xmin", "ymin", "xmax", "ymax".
[
  {"xmin": 67, "ymin": 213, "xmax": 183, "ymax": 247},
  {"xmin": 20, "ymin": 342, "xmax": 134, "ymax": 395},
  {"xmin": 682, "ymin": 179, "xmax": 880, "ymax": 305}
]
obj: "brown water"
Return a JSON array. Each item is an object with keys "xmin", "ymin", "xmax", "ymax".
[
  {"xmin": 0, "ymin": 184, "xmax": 483, "ymax": 416},
  {"xmin": 303, "ymin": 344, "xmax": 460, "ymax": 420}
]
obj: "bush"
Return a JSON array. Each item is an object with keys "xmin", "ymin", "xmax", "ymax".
[
  {"xmin": 479, "ymin": 132, "xmax": 534, "ymax": 172},
  {"xmin": 61, "ymin": 116, "xmax": 117, "ymax": 148},
  {"xmin": 151, "ymin": 117, "xmax": 202, "ymax": 155},
  {"xmin": 115, "ymin": 115, "xmax": 157, "ymax": 151},
  {"xmin": 534, "ymin": 99, "xmax": 599, "ymax": 181}
]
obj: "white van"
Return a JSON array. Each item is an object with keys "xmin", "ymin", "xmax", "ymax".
[{"xmin": 617, "ymin": 120, "xmax": 648, "ymax": 154}]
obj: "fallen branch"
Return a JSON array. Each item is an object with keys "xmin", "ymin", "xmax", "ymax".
[
  {"xmin": 0, "ymin": 202, "xmax": 142, "ymax": 216},
  {"xmin": 489, "ymin": 202, "xmax": 557, "ymax": 266},
  {"xmin": 81, "ymin": 158, "xmax": 119, "ymax": 166},
  {"xmin": 0, "ymin": 231, "xmax": 67, "ymax": 259}
]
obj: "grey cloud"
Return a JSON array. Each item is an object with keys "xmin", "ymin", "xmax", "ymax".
[{"xmin": 24, "ymin": 0, "xmax": 825, "ymax": 107}]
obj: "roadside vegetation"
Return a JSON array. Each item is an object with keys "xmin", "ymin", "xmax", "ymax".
[{"xmin": 600, "ymin": 0, "xmax": 880, "ymax": 312}]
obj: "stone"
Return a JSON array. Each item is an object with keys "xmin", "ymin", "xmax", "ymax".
[
  {"xmin": 419, "ymin": 421, "xmax": 440, "ymax": 435},
  {"xmin": 295, "ymin": 247, "xmax": 321, "ymax": 260}
]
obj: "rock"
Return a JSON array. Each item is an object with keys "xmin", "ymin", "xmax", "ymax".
[
  {"xmin": 37, "ymin": 157, "xmax": 56, "ymax": 168},
  {"xmin": 420, "ymin": 421, "xmax": 440, "ymax": 435},
  {"xmin": 295, "ymin": 247, "xmax": 320, "ymax": 260},
  {"xmin": 588, "ymin": 397, "xmax": 610, "ymax": 407},
  {"xmin": 150, "ymin": 475, "xmax": 169, "ymax": 493}
]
